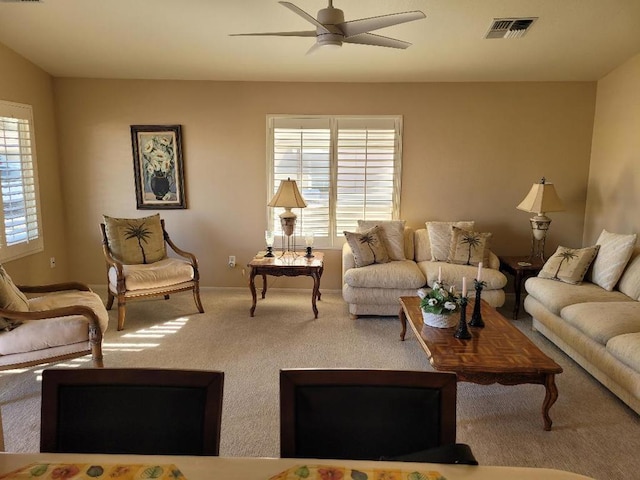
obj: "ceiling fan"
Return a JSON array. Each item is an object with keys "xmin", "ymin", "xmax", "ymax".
[{"xmin": 230, "ymin": 1, "xmax": 426, "ymax": 54}]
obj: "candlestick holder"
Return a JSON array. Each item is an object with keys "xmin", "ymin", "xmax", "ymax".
[
  {"xmin": 265, "ymin": 246, "xmax": 274, "ymax": 258},
  {"xmin": 469, "ymin": 280, "xmax": 486, "ymax": 328},
  {"xmin": 454, "ymin": 296, "xmax": 472, "ymax": 339},
  {"xmin": 305, "ymin": 246, "xmax": 314, "ymax": 258}
]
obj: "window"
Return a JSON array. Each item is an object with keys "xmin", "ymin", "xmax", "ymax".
[
  {"xmin": 267, "ymin": 115, "xmax": 402, "ymax": 248},
  {"xmin": 0, "ymin": 101, "xmax": 43, "ymax": 261}
]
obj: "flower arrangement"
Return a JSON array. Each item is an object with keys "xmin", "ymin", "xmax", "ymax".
[
  {"xmin": 418, "ymin": 282, "xmax": 460, "ymax": 315},
  {"xmin": 143, "ymin": 135, "xmax": 175, "ymax": 178}
]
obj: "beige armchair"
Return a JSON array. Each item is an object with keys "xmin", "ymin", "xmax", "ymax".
[
  {"xmin": 0, "ymin": 267, "xmax": 107, "ymax": 370},
  {"xmin": 100, "ymin": 214, "xmax": 204, "ymax": 331}
]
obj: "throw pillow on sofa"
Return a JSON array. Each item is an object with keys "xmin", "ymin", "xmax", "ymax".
[
  {"xmin": 0, "ymin": 265, "xmax": 29, "ymax": 331},
  {"xmin": 590, "ymin": 229, "xmax": 637, "ymax": 291},
  {"xmin": 426, "ymin": 221, "xmax": 474, "ymax": 261},
  {"xmin": 447, "ymin": 227, "xmax": 491, "ymax": 266},
  {"xmin": 357, "ymin": 220, "xmax": 406, "ymax": 260},
  {"xmin": 344, "ymin": 226, "xmax": 390, "ymax": 267},
  {"xmin": 538, "ymin": 245, "xmax": 600, "ymax": 285}
]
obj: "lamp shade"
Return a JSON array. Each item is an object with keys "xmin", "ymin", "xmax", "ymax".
[
  {"xmin": 268, "ymin": 178, "xmax": 307, "ymax": 209},
  {"xmin": 516, "ymin": 178, "xmax": 564, "ymax": 215}
]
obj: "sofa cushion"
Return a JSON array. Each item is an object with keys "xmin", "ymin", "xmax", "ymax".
[
  {"xmin": 344, "ymin": 226, "xmax": 390, "ymax": 267},
  {"xmin": 0, "ymin": 265, "xmax": 29, "ymax": 312},
  {"xmin": 538, "ymin": 245, "xmax": 600, "ymax": 285},
  {"xmin": 414, "ymin": 229, "xmax": 431, "ymax": 262},
  {"xmin": 525, "ymin": 277, "xmax": 631, "ymax": 316},
  {"xmin": 607, "ymin": 332, "xmax": 640, "ymax": 373},
  {"xmin": 343, "ymin": 260, "xmax": 426, "ymax": 289},
  {"xmin": 561, "ymin": 302, "xmax": 640, "ymax": 345},
  {"xmin": 0, "ymin": 290, "xmax": 108, "ymax": 356},
  {"xmin": 103, "ymin": 214, "xmax": 167, "ymax": 264},
  {"xmin": 447, "ymin": 227, "xmax": 491, "ymax": 266},
  {"xmin": 590, "ymin": 229, "xmax": 637, "ymax": 291},
  {"xmin": 426, "ymin": 221, "xmax": 474, "ymax": 261},
  {"xmin": 417, "ymin": 260, "xmax": 507, "ymax": 291},
  {"xmin": 358, "ymin": 220, "xmax": 406, "ymax": 261},
  {"xmin": 618, "ymin": 249, "xmax": 640, "ymax": 300},
  {"xmin": 109, "ymin": 257, "xmax": 195, "ymax": 291}
]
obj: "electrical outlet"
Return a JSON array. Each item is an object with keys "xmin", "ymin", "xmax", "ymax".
[
  {"xmin": 49, "ymin": 257, "xmax": 56, "ymax": 268},
  {"xmin": 228, "ymin": 255, "xmax": 236, "ymax": 268}
]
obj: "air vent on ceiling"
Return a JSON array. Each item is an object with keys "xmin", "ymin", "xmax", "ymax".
[{"xmin": 485, "ymin": 17, "xmax": 537, "ymax": 39}]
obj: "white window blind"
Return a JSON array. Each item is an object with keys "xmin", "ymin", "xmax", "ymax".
[
  {"xmin": 0, "ymin": 101, "xmax": 43, "ymax": 261},
  {"xmin": 267, "ymin": 115, "xmax": 402, "ymax": 248}
]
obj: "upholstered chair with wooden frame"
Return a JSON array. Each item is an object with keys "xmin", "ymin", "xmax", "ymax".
[
  {"xmin": 101, "ymin": 214, "xmax": 204, "ymax": 331},
  {"xmin": 0, "ymin": 267, "xmax": 107, "ymax": 370}
]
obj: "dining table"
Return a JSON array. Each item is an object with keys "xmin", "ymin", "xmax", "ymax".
[{"xmin": 0, "ymin": 452, "xmax": 595, "ymax": 480}]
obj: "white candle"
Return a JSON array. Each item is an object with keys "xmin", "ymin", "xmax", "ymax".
[
  {"xmin": 462, "ymin": 277, "xmax": 467, "ymax": 297},
  {"xmin": 438, "ymin": 266, "xmax": 442, "ymax": 283},
  {"xmin": 477, "ymin": 262, "xmax": 483, "ymax": 282}
]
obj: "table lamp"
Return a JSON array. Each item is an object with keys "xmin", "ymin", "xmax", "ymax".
[
  {"xmin": 516, "ymin": 177, "xmax": 564, "ymax": 261},
  {"xmin": 268, "ymin": 177, "xmax": 307, "ymax": 253}
]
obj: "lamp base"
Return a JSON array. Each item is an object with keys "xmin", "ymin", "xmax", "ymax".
[{"xmin": 528, "ymin": 215, "xmax": 551, "ymax": 261}]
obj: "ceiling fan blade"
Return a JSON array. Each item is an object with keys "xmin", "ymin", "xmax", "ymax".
[
  {"xmin": 343, "ymin": 33, "xmax": 411, "ymax": 49},
  {"xmin": 230, "ymin": 30, "xmax": 316, "ymax": 37},
  {"xmin": 279, "ymin": 1, "xmax": 331, "ymax": 34},
  {"xmin": 338, "ymin": 10, "xmax": 426, "ymax": 38}
]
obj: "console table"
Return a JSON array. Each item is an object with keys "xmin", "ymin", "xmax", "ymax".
[{"xmin": 248, "ymin": 252, "xmax": 324, "ymax": 318}]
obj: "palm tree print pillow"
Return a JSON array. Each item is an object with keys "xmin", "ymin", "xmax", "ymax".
[
  {"xmin": 103, "ymin": 214, "xmax": 167, "ymax": 265},
  {"xmin": 344, "ymin": 226, "xmax": 390, "ymax": 267},
  {"xmin": 447, "ymin": 227, "xmax": 492, "ymax": 266},
  {"xmin": 538, "ymin": 245, "xmax": 600, "ymax": 284}
]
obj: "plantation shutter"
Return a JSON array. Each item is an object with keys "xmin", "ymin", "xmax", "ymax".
[
  {"xmin": 335, "ymin": 117, "xmax": 401, "ymax": 235},
  {"xmin": 0, "ymin": 101, "xmax": 43, "ymax": 261},
  {"xmin": 268, "ymin": 115, "xmax": 402, "ymax": 249}
]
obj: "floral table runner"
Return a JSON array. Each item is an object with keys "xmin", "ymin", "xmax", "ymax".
[
  {"xmin": 269, "ymin": 464, "xmax": 446, "ymax": 480},
  {"xmin": 0, "ymin": 463, "xmax": 185, "ymax": 480}
]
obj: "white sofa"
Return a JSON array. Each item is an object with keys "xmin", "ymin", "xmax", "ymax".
[
  {"xmin": 524, "ymin": 248, "xmax": 640, "ymax": 414},
  {"xmin": 342, "ymin": 227, "xmax": 507, "ymax": 318}
]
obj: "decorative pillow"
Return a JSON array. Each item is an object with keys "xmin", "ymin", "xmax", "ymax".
[
  {"xmin": 344, "ymin": 226, "xmax": 390, "ymax": 267},
  {"xmin": 103, "ymin": 214, "xmax": 167, "ymax": 265},
  {"xmin": 0, "ymin": 265, "xmax": 28, "ymax": 331},
  {"xmin": 426, "ymin": 221, "xmax": 474, "ymax": 261},
  {"xmin": 538, "ymin": 245, "xmax": 600, "ymax": 285},
  {"xmin": 590, "ymin": 229, "xmax": 637, "ymax": 291},
  {"xmin": 447, "ymin": 227, "xmax": 491, "ymax": 266},
  {"xmin": 357, "ymin": 220, "xmax": 406, "ymax": 261}
]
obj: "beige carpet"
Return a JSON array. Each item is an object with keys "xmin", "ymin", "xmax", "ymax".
[{"xmin": 1, "ymin": 287, "xmax": 639, "ymax": 479}]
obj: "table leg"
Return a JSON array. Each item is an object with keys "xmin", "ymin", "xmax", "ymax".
[
  {"xmin": 542, "ymin": 373, "xmax": 559, "ymax": 431},
  {"xmin": 399, "ymin": 307, "xmax": 407, "ymax": 341},
  {"xmin": 261, "ymin": 273, "xmax": 267, "ymax": 299},
  {"xmin": 249, "ymin": 269, "xmax": 258, "ymax": 317},
  {"xmin": 316, "ymin": 265, "xmax": 324, "ymax": 300},
  {"xmin": 311, "ymin": 271, "xmax": 321, "ymax": 319},
  {"xmin": 513, "ymin": 270, "xmax": 524, "ymax": 320}
]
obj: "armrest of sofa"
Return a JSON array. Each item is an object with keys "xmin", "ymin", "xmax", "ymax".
[
  {"xmin": 488, "ymin": 251, "xmax": 500, "ymax": 270},
  {"xmin": 342, "ymin": 242, "xmax": 356, "ymax": 277}
]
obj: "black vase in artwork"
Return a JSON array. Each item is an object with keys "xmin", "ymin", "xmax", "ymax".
[{"xmin": 150, "ymin": 173, "xmax": 170, "ymax": 200}]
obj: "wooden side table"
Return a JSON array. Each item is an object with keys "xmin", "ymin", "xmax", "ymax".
[
  {"xmin": 498, "ymin": 255, "xmax": 545, "ymax": 320},
  {"xmin": 248, "ymin": 252, "xmax": 324, "ymax": 318}
]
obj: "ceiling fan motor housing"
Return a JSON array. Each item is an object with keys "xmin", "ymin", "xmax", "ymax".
[{"xmin": 317, "ymin": 6, "xmax": 345, "ymax": 46}]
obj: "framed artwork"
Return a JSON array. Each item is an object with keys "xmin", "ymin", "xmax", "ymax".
[{"xmin": 131, "ymin": 124, "xmax": 186, "ymax": 209}]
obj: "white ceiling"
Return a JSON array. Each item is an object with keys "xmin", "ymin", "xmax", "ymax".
[{"xmin": 0, "ymin": 0, "xmax": 639, "ymax": 82}]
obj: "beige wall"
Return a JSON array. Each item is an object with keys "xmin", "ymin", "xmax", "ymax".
[
  {"xmin": 584, "ymin": 53, "xmax": 640, "ymax": 245},
  {"xmin": 53, "ymin": 79, "xmax": 596, "ymax": 290},
  {"xmin": 0, "ymin": 43, "xmax": 68, "ymax": 284}
]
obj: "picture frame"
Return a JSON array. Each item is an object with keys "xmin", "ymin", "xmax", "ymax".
[{"xmin": 131, "ymin": 124, "xmax": 186, "ymax": 209}]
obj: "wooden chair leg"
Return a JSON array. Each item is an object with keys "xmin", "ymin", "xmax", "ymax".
[
  {"xmin": 193, "ymin": 286, "xmax": 204, "ymax": 313},
  {"xmin": 117, "ymin": 297, "xmax": 126, "ymax": 331},
  {"xmin": 106, "ymin": 290, "xmax": 115, "ymax": 310}
]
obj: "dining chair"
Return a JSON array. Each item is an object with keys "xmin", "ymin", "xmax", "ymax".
[
  {"xmin": 40, "ymin": 368, "xmax": 224, "ymax": 455},
  {"xmin": 280, "ymin": 368, "xmax": 477, "ymax": 464}
]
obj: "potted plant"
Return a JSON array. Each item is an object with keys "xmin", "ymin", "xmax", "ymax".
[{"xmin": 417, "ymin": 282, "xmax": 460, "ymax": 328}]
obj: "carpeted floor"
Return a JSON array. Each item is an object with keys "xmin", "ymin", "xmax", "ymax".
[{"xmin": 1, "ymin": 287, "xmax": 639, "ymax": 479}]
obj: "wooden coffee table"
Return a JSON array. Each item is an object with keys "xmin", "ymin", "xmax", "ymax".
[
  {"xmin": 399, "ymin": 296, "xmax": 563, "ymax": 430},
  {"xmin": 248, "ymin": 252, "xmax": 324, "ymax": 318}
]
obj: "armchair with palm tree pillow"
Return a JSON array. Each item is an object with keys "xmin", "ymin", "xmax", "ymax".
[{"xmin": 101, "ymin": 214, "xmax": 204, "ymax": 330}]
